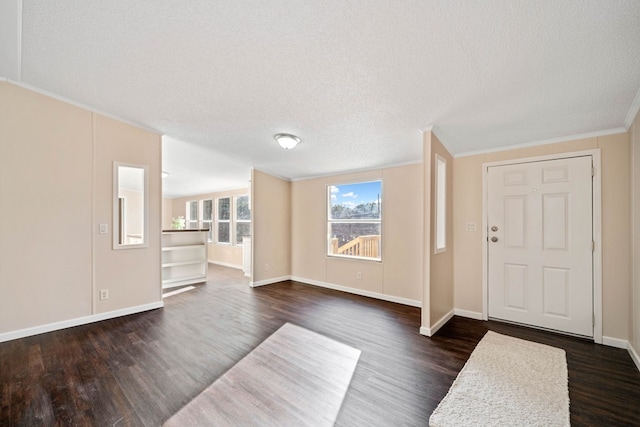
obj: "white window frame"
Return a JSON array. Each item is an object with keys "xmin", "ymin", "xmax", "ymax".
[
  {"xmin": 234, "ymin": 195, "xmax": 251, "ymax": 246},
  {"xmin": 216, "ymin": 197, "xmax": 231, "ymax": 244},
  {"xmin": 434, "ymin": 154, "xmax": 447, "ymax": 254},
  {"xmin": 201, "ymin": 199, "xmax": 213, "ymax": 242},
  {"xmin": 327, "ymin": 180, "xmax": 382, "ymax": 261},
  {"xmin": 186, "ymin": 200, "xmax": 199, "ymax": 230}
]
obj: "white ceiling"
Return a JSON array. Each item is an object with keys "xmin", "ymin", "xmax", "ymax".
[{"xmin": 5, "ymin": 1, "xmax": 640, "ymax": 197}]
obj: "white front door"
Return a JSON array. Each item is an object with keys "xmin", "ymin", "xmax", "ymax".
[{"xmin": 487, "ymin": 156, "xmax": 593, "ymax": 336}]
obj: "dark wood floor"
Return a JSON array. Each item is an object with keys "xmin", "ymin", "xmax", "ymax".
[{"xmin": 1, "ymin": 264, "xmax": 639, "ymax": 426}]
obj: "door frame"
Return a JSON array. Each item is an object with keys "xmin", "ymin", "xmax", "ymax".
[{"xmin": 481, "ymin": 149, "xmax": 602, "ymax": 343}]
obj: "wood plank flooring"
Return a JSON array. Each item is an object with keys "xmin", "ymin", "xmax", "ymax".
[{"xmin": 1, "ymin": 264, "xmax": 639, "ymax": 426}]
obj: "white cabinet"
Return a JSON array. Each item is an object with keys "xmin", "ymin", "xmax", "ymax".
[{"xmin": 162, "ymin": 230, "xmax": 208, "ymax": 289}]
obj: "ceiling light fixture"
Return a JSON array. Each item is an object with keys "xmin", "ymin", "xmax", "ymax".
[
  {"xmin": 274, "ymin": 133, "xmax": 300, "ymax": 150},
  {"xmin": 161, "ymin": 171, "xmax": 170, "ymax": 178}
]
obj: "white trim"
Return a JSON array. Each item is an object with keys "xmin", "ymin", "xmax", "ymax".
[
  {"xmin": 0, "ymin": 75, "xmax": 7, "ymax": 82},
  {"xmin": 482, "ymin": 149, "xmax": 603, "ymax": 343},
  {"xmin": 113, "ymin": 162, "xmax": 149, "ymax": 250},
  {"xmin": 419, "ymin": 309, "xmax": 455, "ymax": 337},
  {"xmin": 592, "ymin": 151, "xmax": 603, "ymax": 344},
  {"xmin": 0, "ymin": 301, "xmax": 164, "ymax": 343},
  {"xmin": 454, "ymin": 308, "xmax": 483, "ymax": 320},
  {"xmin": 456, "ymin": 128, "xmax": 627, "ymax": 158},
  {"xmin": 250, "ymin": 275, "xmax": 291, "ymax": 288},
  {"xmin": 482, "ymin": 165, "xmax": 489, "ymax": 321},
  {"xmin": 4, "ymin": 80, "xmax": 162, "ymax": 135},
  {"xmin": 628, "ymin": 342, "xmax": 640, "ymax": 372},
  {"xmin": 419, "ymin": 326, "xmax": 432, "ymax": 336},
  {"xmin": 624, "ymin": 86, "xmax": 640, "ymax": 129},
  {"xmin": 208, "ymin": 260, "xmax": 243, "ymax": 270},
  {"xmin": 602, "ymin": 336, "xmax": 628, "ymax": 349},
  {"xmin": 291, "ymin": 276, "xmax": 422, "ymax": 307}
]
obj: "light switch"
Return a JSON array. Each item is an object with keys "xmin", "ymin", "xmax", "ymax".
[
  {"xmin": 99, "ymin": 224, "xmax": 108, "ymax": 234},
  {"xmin": 466, "ymin": 222, "xmax": 476, "ymax": 232}
]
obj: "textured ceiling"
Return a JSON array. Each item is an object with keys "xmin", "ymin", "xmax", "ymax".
[{"xmin": 14, "ymin": 0, "xmax": 640, "ymax": 197}]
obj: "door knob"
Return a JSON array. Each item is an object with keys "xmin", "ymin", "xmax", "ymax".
[
  {"xmin": 491, "ymin": 226, "xmax": 498, "ymax": 232},
  {"xmin": 491, "ymin": 236, "xmax": 498, "ymax": 242}
]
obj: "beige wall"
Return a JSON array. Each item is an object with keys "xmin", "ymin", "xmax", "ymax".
[
  {"xmin": 94, "ymin": 114, "xmax": 162, "ymax": 313},
  {"xmin": 252, "ymin": 169, "xmax": 291, "ymax": 283},
  {"xmin": 170, "ymin": 187, "xmax": 249, "ymax": 268},
  {"xmin": 0, "ymin": 82, "xmax": 93, "ymax": 332},
  {"xmin": 453, "ymin": 133, "xmax": 631, "ymax": 340},
  {"xmin": 428, "ymin": 132, "xmax": 455, "ymax": 325},
  {"xmin": 631, "ymin": 110, "xmax": 640, "ymax": 357},
  {"xmin": 0, "ymin": 82, "xmax": 162, "ymax": 335},
  {"xmin": 291, "ymin": 164, "xmax": 424, "ymax": 303}
]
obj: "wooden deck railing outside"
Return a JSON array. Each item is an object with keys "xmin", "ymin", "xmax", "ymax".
[{"xmin": 330, "ymin": 235, "xmax": 380, "ymax": 258}]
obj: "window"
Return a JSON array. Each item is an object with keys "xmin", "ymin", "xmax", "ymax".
[
  {"xmin": 217, "ymin": 197, "xmax": 231, "ymax": 244},
  {"xmin": 235, "ymin": 195, "xmax": 251, "ymax": 245},
  {"xmin": 202, "ymin": 199, "xmax": 213, "ymax": 242},
  {"xmin": 327, "ymin": 181, "xmax": 382, "ymax": 261},
  {"xmin": 435, "ymin": 154, "xmax": 446, "ymax": 253},
  {"xmin": 186, "ymin": 200, "xmax": 199, "ymax": 229}
]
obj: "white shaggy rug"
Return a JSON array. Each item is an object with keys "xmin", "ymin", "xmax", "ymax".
[{"xmin": 429, "ymin": 331, "xmax": 569, "ymax": 427}]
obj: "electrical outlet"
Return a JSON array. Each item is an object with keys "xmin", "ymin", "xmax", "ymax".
[
  {"xmin": 357, "ymin": 272, "xmax": 362, "ymax": 280},
  {"xmin": 99, "ymin": 224, "xmax": 108, "ymax": 234},
  {"xmin": 466, "ymin": 222, "xmax": 477, "ymax": 232},
  {"xmin": 99, "ymin": 289, "xmax": 109, "ymax": 300},
  {"xmin": 264, "ymin": 263, "xmax": 269, "ymax": 271}
]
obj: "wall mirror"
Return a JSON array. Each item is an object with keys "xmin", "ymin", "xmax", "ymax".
[{"xmin": 113, "ymin": 162, "xmax": 149, "ymax": 249}]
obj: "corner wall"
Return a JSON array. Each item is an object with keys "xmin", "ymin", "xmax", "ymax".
[
  {"xmin": 0, "ymin": 82, "xmax": 162, "ymax": 340},
  {"xmin": 252, "ymin": 169, "xmax": 291, "ymax": 285},
  {"xmin": 421, "ymin": 131, "xmax": 455, "ymax": 335}
]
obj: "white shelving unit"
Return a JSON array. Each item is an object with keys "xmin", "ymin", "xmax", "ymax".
[{"xmin": 162, "ymin": 230, "xmax": 208, "ymax": 289}]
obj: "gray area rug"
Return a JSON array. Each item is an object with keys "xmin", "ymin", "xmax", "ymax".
[
  {"xmin": 430, "ymin": 331, "xmax": 569, "ymax": 427},
  {"xmin": 164, "ymin": 323, "xmax": 361, "ymax": 427}
]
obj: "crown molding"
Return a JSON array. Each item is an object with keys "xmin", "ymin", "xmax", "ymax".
[
  {"xmin": 454, "ymin": 127, "xmax": 628, "ymax": 158},
  {"xmin": 5, "ymin": 80, "xmax": 162, "ymax": 135}
]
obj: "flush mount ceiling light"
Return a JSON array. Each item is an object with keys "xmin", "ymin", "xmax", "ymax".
[
  {"xmin": 161, "ymin": 171, "xmax": 170, "ymax": 178},
  {"xmin": 274, "ymin": 133, "xmax": 300, "ymax": 150}
]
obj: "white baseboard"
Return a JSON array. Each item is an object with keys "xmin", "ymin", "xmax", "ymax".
[
  {"xmin": 628, "ymin": 342, "xmax": 640, "ymax": 372},
  {"xmin": 291, "ymin": 276, "xmax": 422, "ymax": 308},
  {"xmin": 208, "ymin": 260, "xmax": 243, "ymax": 270},
  {"xmin": 602, "ymin": 336, "xmax": 628, "ymax": 349},
  {"xmin": 250, "ymin": 275, "xmax": 292, "ymax": 288},
  {"xmin": 454, "ymin": 308, "xmax": 483, "ymax": 320},
  {"xmin": 419, "ymin": 309, "xmax": 455, "ymax": 337},
  {"xmin": 419, "ymin": 326, "xmax": 432, "ymax": 337},
  {"xmin": 0, "ymin": 301, "xmax": 164, "ymax": 343}
]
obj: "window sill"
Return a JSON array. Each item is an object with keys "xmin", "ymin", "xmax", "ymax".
[{"xmin": 326, "ymin": 254, "xmax": 382, "ymax": 263}]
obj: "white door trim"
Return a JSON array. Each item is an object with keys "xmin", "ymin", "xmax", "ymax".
[{"xmin": 482, "ymin": 149, "xmax": 602, "ymax": 344}]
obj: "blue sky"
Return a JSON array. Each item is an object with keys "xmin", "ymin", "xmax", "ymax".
[{"xmin": 329, "ymin": 181, "xmax": 381, "ymax": 207}]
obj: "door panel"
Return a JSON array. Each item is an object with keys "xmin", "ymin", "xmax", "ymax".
[{"xmin": 488, "ymin": 156, "xmax": 593, "ymax": 336}]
